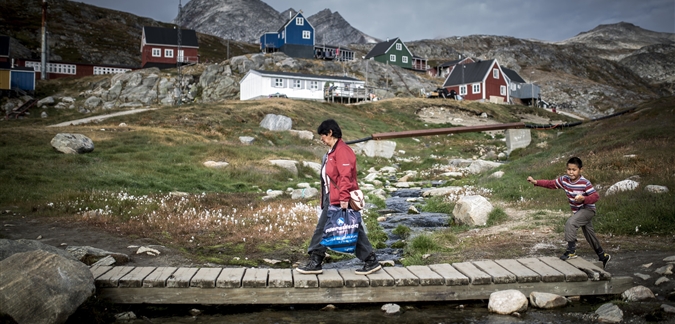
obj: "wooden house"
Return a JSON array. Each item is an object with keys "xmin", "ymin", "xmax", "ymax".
[
  {"xmin": 502, "ymin": 67, "xmax": 540, "ymax": 105},
  {"xmin": 364, "ymin": 37, "xmax": 427, "ymax": 71},
  {"xmin": 240, "ymin": 69, "xmax": 365, "ymax": 101},
  {"xmin": 0, "ymin": 35, "xmax": 9, "ymax": 63},
  {"xmin": 442, "ymin": 59, "xmax": 509, "ymax": 103},
  {"xmin": 260, "ymin": 11, "xmax": 315, "ymax": 59},
  {"xmin": 15, "ymin": 58, "xmax": 136, "ymax": 80},
  {"xmin": 141, "ymin": 26, "xmax": 199, "ymax": 69},
  {"xmin": 0, "ymin": 62, "xmax": 35, "ymax": 92}
]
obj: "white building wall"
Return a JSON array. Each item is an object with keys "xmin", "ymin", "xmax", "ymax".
[
  {"xmin": 240, "ymin": 72, "xmax": 264, "ymax": 100},
  {"xmin": 240, "ymin": 71, "xmax": 363, "ymax": 101}
]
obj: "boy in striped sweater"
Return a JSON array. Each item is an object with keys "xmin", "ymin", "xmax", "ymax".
[{"xmin": 527, "ymin": 157, "xmax": 611, "ymax": 269}]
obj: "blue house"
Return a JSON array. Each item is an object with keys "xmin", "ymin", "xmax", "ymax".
[{"xmin": 260, "ymin": 11, "xmax": 315, "ymax": 59}]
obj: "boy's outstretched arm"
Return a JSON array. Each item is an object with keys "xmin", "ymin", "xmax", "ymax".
[
  {"xmin": 527, "ymin": 176, "xmax": 537, "ymax": 185},
  {"xmin": 527, "ymin": 176, "xmax": 557, "ymax": 189}
]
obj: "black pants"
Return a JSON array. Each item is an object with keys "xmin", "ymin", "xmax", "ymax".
[{"xmin": 307, "ymin": 193, "xmax": 374, "ymax": 261}]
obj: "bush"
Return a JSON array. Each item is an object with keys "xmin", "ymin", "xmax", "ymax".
[
  {"xmin": 392, "ymin": 225, "xmax": 411, "ymax": 239},
  {"xmin": 486, "ymin": 207, "xmax": 509, "ymax": 227}
]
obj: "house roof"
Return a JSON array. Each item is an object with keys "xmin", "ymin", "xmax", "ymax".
[
  {"xmin": 278, "ymin": 11, "xmax": 314, "ymax": 33},
  {"xmin": 0, "ymin": 35, "xmax": 10, "ymax": 57},
  {"xmin": 502, "ymin": 67, "xmax": 526, "ymax": 83},
  {"xmin": 442, "ymin": 59, "xmax": 497, "ymax": 87},
  {"xmin": 248, "ymin": 69, "xmax": 363, "ymax": 83},
  {"xmin": 364, "ymin": 38, "xmax": 399, "ymax": 59},
  {"xmin": 143, "ymin": 26, "xmax": 198, "ymax": 47},
  {"xmin": 438, "ymin": 57, "xmax": 473, "ymax": 68}
]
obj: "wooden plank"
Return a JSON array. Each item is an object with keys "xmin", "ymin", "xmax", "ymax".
[
  {"xmin": 472, "ymin": 260, "xmax": 517, "ymax": 284},
  {"xmin": 167, "ymin": 268, "xmax": 199, "ymax": 288},
  {"xmin": 242, "ymin": 268, "xmax": 268, "ymax": 288},
  {"xmin": 99, "ymin": 276, "xmax": 634, "ymax": 304},
  {"xmin": 90, "ymin": 265, "xmax": 113, "ymax": 279},
  {"xmin": 119, "ymin": 267, "xmax": 156, "ymax": 288},
  {"xmin": 268, "ymin": 269, "xmax": 293, "ymax": 288},
  {"xmin": 216, "ymin": 268, "xmax": 246, "ymax": 288},
  {"xmin": 539, "ymin": 257, "xmax": 588, "ymax": 282},
  {"xmin": 143, "ymin": 267, "xmax": 177, "ymax": 288},
  {"xmin": 191, "ymin": 268, "xmax": 223, "ymax": 288},
  {"xmin": 96, "ymin": 266, "xmax": 135, "ymax": 288},
  {"xmin": 567, "ymin": 257, "xmax": 612, "ymax": 281},
  {"xmin": 318, "ymin": 269, "xmax": 344, "ymax": 288},
  {"xmin": 338, "ymin": 269, "xmax": 369, "ymax": 288},
  {"xmin": 452, "ymin": 262, "xmax": 492, "ymax": 285},
  {"xmin": 383, "ymin": 267, "xmax": 419, "ymax": 286},
  {"xmin": 406, "ymin": 265, "xmax": 445, "ymax": 286},
  {"xmin": 366, "ymin": 269, "xmax": 395, "ymax": 287},
  {"xmin": 428, "ymin": 264, "xmax": 470, "ymax": 286},
  {"xmin": 292, "ymin": 269, "xmax": 318, "ymax": 288},
  {"xmin": 517, "ymin": 258, "xmax": 564, "ymax": 282},
  {"xmin": 494, "ymin": 259, "xmax": 540, "ymax": 283}
]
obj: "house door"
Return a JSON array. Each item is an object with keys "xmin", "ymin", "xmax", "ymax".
[{"xmin": 178, "ymin": 50, "xmax": 185, "ymax": 63}]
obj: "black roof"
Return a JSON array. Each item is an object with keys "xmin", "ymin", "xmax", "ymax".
[
  {"xmin": 442, "ymin": 59, "xmax": 496, "ymax": 87},
  {"xmin": 438, "ymin": 57, "xmax": 473, "ymax": 68},
  {"xmin": 364, "ymin": 38, "xmax": 399, "ymax": 59},
  {"xmin": 0, "ymin": 35, "xmax": 9, "ymax": 57},
  {"xmin": 250, "ymin": 69, "xmax": 363, "ymax": 82},
  {"xmin": 502, "ymin": 67, "xmax": 526, "ymax": 83},
  {"xmin": 143, "ymin": 26, "xmax": 198, "ymax": 47}
]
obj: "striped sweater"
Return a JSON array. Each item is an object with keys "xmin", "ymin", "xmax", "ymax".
[{"xmin": 534, "ymin": 175, "xmax": 599, "ymax": 212}]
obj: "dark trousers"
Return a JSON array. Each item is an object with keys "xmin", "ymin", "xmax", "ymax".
[
  {"xmin": 307, "ymin": 193, "xmax": 374, "ymax": 261},
  {"xmin": 565, "ymin": 207, "xmax": 603, "ymax": 253}
]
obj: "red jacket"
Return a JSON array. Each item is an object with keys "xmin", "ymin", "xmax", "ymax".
[{"xmin": 323, "ymin": 139, "xmax": 359, "ymax": 207}]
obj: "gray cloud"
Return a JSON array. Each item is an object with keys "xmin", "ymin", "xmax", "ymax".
[{"xmin": 76, "ymin": 0, "xmax": 674, "ymax": 42}]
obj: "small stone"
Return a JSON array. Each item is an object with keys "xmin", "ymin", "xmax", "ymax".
[
  {"xmin": 655, "ymin": 264, "xmax": 674, "ymax": 275},
  {"xmin": 663, "ymin": 256, "xmax": 675, "ymax": 262},
  {"xmin": 115, "ymin": 312, "xmax": 136, "ymax": 321},
  {"xmin": 381, "ymin": 303, "xmax": 401, "ymax": 314},
  {"xmin": 263, "ymin": 259, "xmax": 281, "ymax": 265},
  {"xmin": 189, "ymin": 308, "xmax": 202, "ymax": 316},
  {"xmin": 119, "ymin": 122, "xmax": 127, "ymax": 127},
  {"xmin": 60, "ymin": 243, "xmax": 67, "ymax": 246},
  {"xmin": 640, "ymin": 263, "xmax": 653, "ymax": 268},
  {"xmin": 655, "ymin": 277, "xmax": 670, "ymax": 286},
  {"xmin": 136, "ymin": 246, "xmax": 161, "ymax": 255},
  {"xmin": 662, "ymin": 304, "xmax": 675, "ymax": 314},
  {"xmin": 634, "ymin": 273, "xmax": 651, "ymax": 280},
  {"xmin": 36, "ymin": 235, "xmax": 42, "ymax": 240},
  {"xmin": 320, "ymin": 304, "xmax": 336, "ymax": 311},
  {"xmin": 595, "ymin": 303, "xmax": 623, "ymax": 323}
]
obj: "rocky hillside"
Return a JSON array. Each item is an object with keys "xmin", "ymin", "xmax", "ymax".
[
  {"xmin": 179, "ymin": 0, "xmax": 378, "ymax": 46},
  {"xmin": 0, "ymin": 0, "xmax": 259, "ymax": 66}
]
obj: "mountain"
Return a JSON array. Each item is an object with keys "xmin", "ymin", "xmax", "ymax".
[
  {"xmin": 178, "ymin": 0, "xmax": 378, "ymax": 45},
  {"xmin": 558, "ymin": 22, "xmax": 675, "ymax": 51}
]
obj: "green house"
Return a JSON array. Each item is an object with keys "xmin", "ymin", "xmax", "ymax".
[{"xmin": 364, "ymin": 37, "xmax": 427, "ymax": 71}]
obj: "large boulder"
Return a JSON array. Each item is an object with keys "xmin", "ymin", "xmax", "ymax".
[
  {"xmin": 354, "ymin": 140, "xmax": 397, "ymax": 159},
  {"xmin": 622, "ymin": 285, "xmax": 655, "ymax": 302},
  {"xmin": 50, "ymin": 133, "xmax": 94, "ymax": 154},
  {"xmin": 260, "ymin": 114, "xmax": 292, "ymax": 131},
  {"xmin": 269, "ymin": 159, "xmax": 298, "ymax": 176},
  {"xmin": 605, "ymin": 179, "xmax": 639, "ymax": 196},
  {"xmin": 452, "ymin": 195, "xmax": 494, "ymax": 226},
  {"xmin": 595, "ymin": 303, "xmax": 623, "ymax": 323},
  {"xmin": 488, "ymin": 289, "xmax": 528, "ymax": 314},
  {"xmin": 0, "ymin": 239, "xmax": 78, "ymax": 262},
  {"xmin": 0, "ymin": 250, "xmax": 95, "ymax": 324},
  {"xmin": 529, "ymin": 292, "xmax": 568, "ymax": 309}
]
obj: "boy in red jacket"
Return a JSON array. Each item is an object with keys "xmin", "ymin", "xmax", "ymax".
[{"xmin": 527, "ymin": 157, "xmax": 611, "ymax": 269}]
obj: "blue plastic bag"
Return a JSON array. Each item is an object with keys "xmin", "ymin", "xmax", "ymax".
[{"xmin": 321, "ymin": 206, "xmax": 361, "ymax": 253}]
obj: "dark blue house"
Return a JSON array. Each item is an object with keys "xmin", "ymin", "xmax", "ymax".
[{"xmin": 260, "ymin": 11, "xmax": 315, "ymax": 59}]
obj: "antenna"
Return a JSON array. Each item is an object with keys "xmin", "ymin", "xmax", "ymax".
[{"xmin": 176, "ymin": 0, "xmax": 183, "ymax": 105}]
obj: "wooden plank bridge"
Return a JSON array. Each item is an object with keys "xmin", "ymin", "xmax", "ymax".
[{"xmin": 93, "ymin": 257, "xmax": 632, "ymax": 305}]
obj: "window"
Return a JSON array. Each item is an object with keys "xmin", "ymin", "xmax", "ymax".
[
  {"xmin": 390, "ymin": 54, "xmax": 396, "ymax": 62},
  {"xmin": 296, "ymin": 17, "xmax": 304, "ymax": 25},
  {"xmin": 402, "ymin": 56, "xmax": 408, "ymax": 63},
  {"xmin": 511, "ymin": 84, "xmax": 517, "ymax": 91},
  {"xmin": 293, "ymin": 80, "xmax": 302, "ymax": 89},
  {"xmin": 472, "ymin": 83, "xmax": 481, "ymax": 94},
  {"xmin": 165, "ymin": 49, "xmax": 174, "ymax": 58},
  {"xmin": 282, "ymin": 31, "xmax": 285, "ymax": 39},
  {"xmin": 152, "ymin": 48, "xmax": 161, "ymax": 57},
  {"xmin": 178, "ymin": 50, "xmax": 185, "ymax": 62},
  {"xmin": 459, "ymin": 85, "xmax": 467, "ymax": 95},
  {"xmin": 39, "ymin": 62, "xmax": 76, "ymax": 75},
  {"xmin": 274, "ymin": 78, "xmax": 283, "ymax": 87},
  {"xmin": 396, "ymin": 43, "xmax": 402, "ymax": 51},
  {"xmin": 302, "ymin": 30, "xmax": 311, "ymax": 39},
  {"xmin": 309, "ymin": 81, "xmax": 319, "ymax": 90},
  {"xmin": 94, "ymin": 66, "xmax": 131, "ymax": 75},
  {"xmin": 493, "ymin": 69, "xmax": 499, "ymax": 79},
  {"xmin": 500, "ymin": 85, "xmax": 507, "ymax": 96}
]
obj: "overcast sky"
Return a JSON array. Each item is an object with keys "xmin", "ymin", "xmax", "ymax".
[{"xmin": 76, "ymin": 0, "xmax": 674, "ymax": 42}]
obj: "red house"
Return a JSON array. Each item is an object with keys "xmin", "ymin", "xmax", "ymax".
[
  {"xmin": 442, "ymin": 59, "xmax": 509, "ymax": 103},
  {"xmin": 141, "ymin": 26, "xmax": 199, "ymax": 69}
]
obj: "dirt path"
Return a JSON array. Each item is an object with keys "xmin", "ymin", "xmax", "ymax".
[{"xmin": 47, "ymin": 108, "xmax": 156, "ymax": 127}]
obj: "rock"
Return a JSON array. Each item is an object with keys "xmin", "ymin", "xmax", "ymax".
[
  {"xmin": 270, "ymin": 159, "xmax": 298, "ymax": 176},
  {"xmin": 645, "ymin": 185, "xmax": 669, "ymax": 194},
  {"xmin": 302, "ymin": 161, "xmax": 321, "ymax": 175},
  {"xmin": 320, "ymin": 304, "xmax": 336, "ymax": 311},
  {"xmin": 505, "ymin": 129, "xmax": 531, "ymax": 153},
  {"xmin": 395, "ymin": 182, "xmax": 410, "ymax": 188},
  {"xmin": 381, "ymin": 303, "xmax": 401, "ymax": 314},
  {"xmin": 662, "ymin": 304, "xmax": 675, "ymax": 314},
  {"xmin": 291, "ymin": 187, "xmax": 319, "ymax": 199},
  {"xmin": 641, "ymin": 262, "xmax": 653, "ymax": 268},
  {"xmin": 136, "ymin": 246, "xmax": 160, "ymax": 255},
  {"xmin": 655, "ymin": 264, "xmax": 674, "ymax": 275},
  {"xmin": 634, "ymin": 273, "xmax": 651, "ymax": 280},
  {"xmin": 0, "ymin": 250, "xmax": 95, "ymax": 324},
  {"xmin": 622, "ymin": 285, "xmax": 655, "ymax": 302},
  {"xmin": 664, "ymin": 255, "xmax": 675, "ymax": 262},
  {"xmin": 488, "ymin": 289, "xmax": 528, "ymax": 314},
  {"xmin": 84, "ymin": 96, "xmax": 102, "ymax": 109},
  {"xmin": 114, "ymin": 311, "xmax": 137, "ymax": 321},
  {"xmin": 453, "ymin": 195, "xmax": 494, "ymax": 226},
  {"xmin": 203, "ymin": 161, "xmax": 229, "ymax": 168},
  {"xmin": 497, "ymin": 152, "xmax": 507, "ymax": 160},
  {"xmin": 467, "ymin": 160, "xmax": 502, "ymax": 174},
  {"xmin": 37, "ymin": 96, "xmax": 54, "ymax": 107},
  {"xmin": 595, "ymin": 303, "xmax": 623, "ymax": 323},
  {"xmin": 239, "ymin": 136, "xmax": 255, "ymax": 145},
  {"xmin": 441, "ymin": 171, "xmax": 464, "ymax": 178},
  {"xmin": 41, "ymin": 111, "xmax": 47, "ymax": 118},
  {"xmin": 354, "ymin": 140, "xmax": 397, "ymax": 159},
  {"xmin": 0, "ymin": 239, "xmax": 78, "ymax": 262},
  {"xmin": 91, "ymin": 255, "xmax": 116, "ymax": 267},
  {"xmin": 297, "ymin": 183, "xmax": 311, "ymax": 188},
  {"xmin": 407, "ymin": 205, "xmax": 420, "ymax": 214},
  {"xmin": 289, "ymin": 130, "xmax": 314, "ymax": 140},
  {"xmin": 260, "ymin": 114, "xmax": 292, "ymax": 131},
  {"xmin": 529, "ymin": 292, "xmax": 568, "ymax": 309},
  {"xmin": 66, "ymin": 246, "xmax": 129, "ymax": 265},
  {"xmin": 364, "ymin": 173, "xmax": 379, "ymax": 182},
  {"xmin": 422, "ymin": 186, "xmax": 464, "ymax": 197},
  {"xmin": 61, "ymin": 97, "xmax": 75, "ymax": 103},
  {"xmin": 605, "ymin": 179, "xmax": 639, "ymax": 196},
  {"xmin": 262, "ymin": 190, "xmax": 284, "ymax": 200},
  {"xmin": 490, "ymin": 171, "xmax": 504, "ymax": 178},
  {"xmin": 655, "ymin": 277, "xmax": 670, "ymax": 286},
  {"xmin": 50, "ymin": 133, "xmax": 95, "ymax": 154},
  {"xmin": 189, "ymin": 308, "xmax": 202, "ymax": 316}
]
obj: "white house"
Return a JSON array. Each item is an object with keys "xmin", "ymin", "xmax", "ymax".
[{"xmin": 240, "ymin": 69, "xmax": 365, "ymax": 101}]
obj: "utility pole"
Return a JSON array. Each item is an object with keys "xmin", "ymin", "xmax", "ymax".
[
  {"xmin": 176, "ymin": 0, "xmax": 183, "ymax": 105},
  {"xmin": 40, "ymin": 0, "xmax": 48, "ymax": 80}
]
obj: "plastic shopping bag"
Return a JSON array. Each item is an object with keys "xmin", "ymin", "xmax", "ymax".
[{"xmin": 320, "ymin": 206, "xmax": 361, "ymax": 253}]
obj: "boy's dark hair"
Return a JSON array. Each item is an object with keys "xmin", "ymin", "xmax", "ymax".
[
  {"xmin": 567, "ymin": 157, "xmax": 583, "ymax": 169},
  {"xmin": 317, "ymin": 119, "xmax": 342, "ymax": 138}
]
